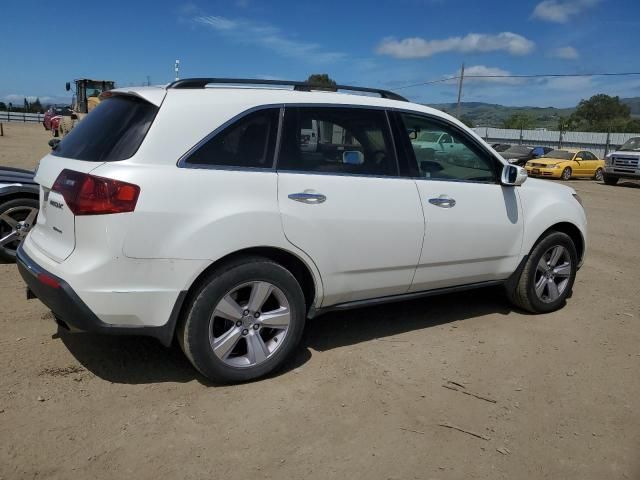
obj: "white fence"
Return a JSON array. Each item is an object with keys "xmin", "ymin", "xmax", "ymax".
[
  {"xmin": 0, "ymin": 111, "xmax": 44, "ymax": 123},
  {"xmin": 473, "ymin": 127, "xmax": 640, "ymax": 158}
]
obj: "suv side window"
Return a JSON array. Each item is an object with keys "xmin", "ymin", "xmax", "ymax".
[
  {"xmin": 278, "ymin": 107, "xmax": 398, "ymax": 177},
  {"xmin": 399, "ymin": 113, "xmax": 497, "ymax": 183},
  {"xmin": 185, "ymin": 108, "xmax": 279, "ymax": 168}
]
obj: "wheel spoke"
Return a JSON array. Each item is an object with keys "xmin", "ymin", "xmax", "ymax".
[
  {"xmin": 537, "ymin": 257, "xmax": 549, "ymax": 273},
  {"xmin": 0, "ymin": 213, "xmax": 18, "ymax": 228},
  {"xmin": 246, "ymin": 333, "xmax": 269, "ymax": 364},
  {"xmin": 535, "ymin": 275, "xmax": 547, "ymax": 298},
  {"xmin": 553, "ymin": 263, "xmax": 571, "ymax": 277},
  {"xmin": 259, "ymin": 307, "xmax": 290, "ymax": 329},
  {"xmin": 0, "ymin": 231, "xmax": 18, "ymax": 246},
  {"xmin": 247, "ymin": 282, "xmax": 273, "ymax": 312},
  {"xmin": 547, "ymin": 280, "xmax": 560, "ymax": 301},
  {"xmin": 548, "ymin": 246, "xmax": 565, "ymax": 267},
  {"xmin": 212, "ymin": 326, "xmax": 243, "ymax": 360},
  {"xmin": 214, "ymin": 295, "xmax": 244, "ymax": 321},
  {"xmin": 25, "ymin": 208, "xmax": 38, "ymax": 225}
]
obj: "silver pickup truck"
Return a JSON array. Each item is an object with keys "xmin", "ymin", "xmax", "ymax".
[{"xmin": 604, "ymin": 137, "xmax": 640, "ymax": 185}]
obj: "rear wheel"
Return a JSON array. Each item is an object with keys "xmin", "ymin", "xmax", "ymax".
[
  {"xmin": 178, "ymin": 257, "xmax": 306, "ymax": 383},
  {"xmin": 561, "ymin": 167, "xmax": 572, "ymax": 181},
  {"xmin": 508, "ymin": 231, "xmax": 577, "ymax": 313},
  {"xmin": 0, "ymin": 198, "xmax": 38, "ymax": 262},
  {"xmin": 603, "ymin": 173, "xmax": 618, "ymax": 186},
  {"xmin": 594, "ymin": 168, "xmax": 603, "ymax": 181}
]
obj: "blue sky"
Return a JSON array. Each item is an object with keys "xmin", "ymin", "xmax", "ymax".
[{"xmin": 1, "ymin": 0, "xmax": 639, "ymax": 107}]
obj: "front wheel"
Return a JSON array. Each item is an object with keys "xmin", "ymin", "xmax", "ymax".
[
  {"xmin": 507, "ymin": 231, "xmax": 577, "ymax": 313},
  {"xmin": 178, "ymin": 257, "xmax": 306, "ymax": 383},
  {"xmin": 602, "ymin": 173, "xmax": 618, "ymax": 186},
  {"xmin": 561, "ymin": 167, "xmax": 572, "ymax": 181},
  {"xmin": 594, "ymin": 168, "xmax": 603, "ymax": 181}
]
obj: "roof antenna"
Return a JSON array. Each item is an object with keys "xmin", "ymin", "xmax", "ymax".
[{"xmin": 174, "ymin": 60, "xmax": 180, "ymax": 81}]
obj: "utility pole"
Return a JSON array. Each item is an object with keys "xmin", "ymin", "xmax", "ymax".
[
  {"xmin": 175, "ymin": 60, "xmax": 180, "ymax": 81},
  {"xmin": 456, "ymin": 63, "xmax": 465, "ymax": 119}
]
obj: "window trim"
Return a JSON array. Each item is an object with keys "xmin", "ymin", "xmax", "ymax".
[
  {"xmin": 393, "ymin": 110, "xmax": 503, "ymax": 185},
  {"xmin": 177, "ymin": 104, "xmax": 284, "ymax": 171},
  {"xmin": 274, "ymin": 105, "xmax": 401, "ymax": 178}
]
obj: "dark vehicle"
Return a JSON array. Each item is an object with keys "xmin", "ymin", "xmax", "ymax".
[
  {"xmin": 532, "ymin": 146, "xmax": 553, "ymax": 158},
  {"xmin": 499, "ymin": 145, "xmax": 536, "ymax": 166},
  {"xmin": 492, "ymin": 143, "xmax": 511, "ymax": 152},
  {"xmin": 0, "ymin": 167, "xmax": 39, "ymax": 262}
]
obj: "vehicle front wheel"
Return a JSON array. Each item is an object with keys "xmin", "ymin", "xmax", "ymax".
[
  {"xmin": 178, "ymin": 257, "xmax": 306, "ymax": 383},
  {"xmin": 602, "ymin": 173, "xmax": 618, "ymax": 186},
  {"xmin": 561, "ymin": 167, "xmax": 572, "ymax": 181},
  {"xmin": 594, "ymin": 168, "xmax": 603, "ymax": 181},
  {"xmin": 0, "ymin": 198, "xmax": 39, "ymax": 262},
  {"xmin": 507, "ymin": 231, "xmax": 577, "ymax": 313}
]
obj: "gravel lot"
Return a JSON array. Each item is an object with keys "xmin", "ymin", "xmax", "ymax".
[{"xmin": 1, "ymin": 122, "xmax": 639, "ymax": 480}]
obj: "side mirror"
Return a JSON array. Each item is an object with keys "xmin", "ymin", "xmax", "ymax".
[
  {"xmin": 65, "ymin": 82, "xmax": 71, "ymax": 92},
  {"xmin": 343, "ymin": 150, "xmax": 364, "ymax": 165},
  {"xmin": 574, "ymin": 156, "xmax": 582, "ymax": 162},
  {"xmin": 501, "ymin": 164, "xmax": 527, "ymax": 186},
  {"xmin": 48, "ymin": 138, "xmax": 61, "ymax": 149}
]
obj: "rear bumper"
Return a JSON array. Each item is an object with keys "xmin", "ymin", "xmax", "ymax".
[{"xmin": 16, "ymin": 244, "xmax": 185, "ymax": 346}]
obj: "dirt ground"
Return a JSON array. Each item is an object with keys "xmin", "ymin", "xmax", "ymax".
[{"xmin": 1, "ymin": 122, "xmax": 639, "ymax": 480}]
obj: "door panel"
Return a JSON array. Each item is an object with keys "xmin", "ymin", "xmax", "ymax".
[
  {"xmin": 396, "ymin": 112, "xmax": 524, "ymax": 292},
  {"xmin": 278, "ymin": 174, "xmax": 424, "ymax": 305},
  {"xmin": 411, "ymin": 181, "xmax": 523, "ymax": 291},
  {"xmin": 276, "ymin": 106, "xmax": 424, "ymax": 306}
]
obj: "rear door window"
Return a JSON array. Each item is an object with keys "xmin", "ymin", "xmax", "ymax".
[{"xmin": 52, "ymin": 96, "xmax": 158, "ymax": 162}]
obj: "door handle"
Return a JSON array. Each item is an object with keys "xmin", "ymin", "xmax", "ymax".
[
  {"xmin": 288, "ymin": 192, "xmax": 327, "ymax": 204},
  {"xmin": 428, "ymin": 195, "xmax": 456, "ymax": 208}
]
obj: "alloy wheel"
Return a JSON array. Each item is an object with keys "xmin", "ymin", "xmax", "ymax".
[
  {"xmin": 209, "ymin": 281, "xmax": 291, "ymax": 368},
  {"xmin": 0, "ymin": 206, "xmax": 38, "ymax": 254},
  {"xmin": 534, "ymin": 245, "xmax": 572, "ymax": 303},
  {"xmin": 594, "ymin": 168, "xmax": 603, "ymax": 181}
]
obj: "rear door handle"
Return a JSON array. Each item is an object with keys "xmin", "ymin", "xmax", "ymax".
[
  {"xmin": 288, "ymin": 192, "xmax": 327, "ymax": 204},
  {"xmin": 428, "ymin": 195, "xmax": 456, "ymax": 208}
]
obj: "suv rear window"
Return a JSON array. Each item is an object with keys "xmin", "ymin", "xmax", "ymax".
[{"xmin": 52, "ymin": 96, "xmax": 158, "ymax": 162}]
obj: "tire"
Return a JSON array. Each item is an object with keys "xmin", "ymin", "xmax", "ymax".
[
  {"xmin": 602, "ymin": 173, "xmax": 618, "ymax": 186},
  {"xmin": 593, "ymin": 168, "xmax": 603, "ymax": 181},
  {"xmin": 561, "ymin": 167, "xmax": 572, "ymax": 181},
  {"xmin": 0, "ymin": 198, "xmax": 39, "ymax": 262},
  {"xmin": 508, "ymin": 231, "xmax": 577, "ymax": 313},
  {"xmin": 178, "ymin": 256, "xmax": 306, "ymax": 383}
]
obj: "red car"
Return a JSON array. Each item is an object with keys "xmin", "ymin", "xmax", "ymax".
[{"xmin": 43, "ymin": 105, "xmax": 72, "ymax": 133}]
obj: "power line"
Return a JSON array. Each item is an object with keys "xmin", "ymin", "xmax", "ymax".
[{"xmin": 393, "ymin": 71, "xmax": 640, "ymax": 91}]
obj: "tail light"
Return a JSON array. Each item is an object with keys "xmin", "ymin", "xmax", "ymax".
[{"xmin": 52, "ymin": 169, "xmax": 140, "ymax": 215}]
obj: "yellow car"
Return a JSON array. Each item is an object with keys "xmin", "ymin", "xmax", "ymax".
[{"xmin": 525, "ymin": 148, "xmax": 604, "ymax": 181}]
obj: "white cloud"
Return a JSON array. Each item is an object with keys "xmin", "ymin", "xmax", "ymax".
[
  {"xmin": 1, "ymin": 94, "xmax": 70, "ymax": 105},
  {"xmin": 544, "ymin": 76, "xmax": 593, "ymax": 90},
  {"xmin": 194, "ymin": 15, "xmax": 346, "ymax": 63},
  {"xmin": 376, "ymin": 32, "xmax": 535, "ymax": 59},
  {"xmin": 459, "ymin": 65, "xmax": 524, "ymax": 85},
  {"xmin": 532, "ymin": 0, "xmax": 599, "ymax": 23},
  {"xmin": 550, "ymin": 46, "xmax": 579, "ymax": 59}
]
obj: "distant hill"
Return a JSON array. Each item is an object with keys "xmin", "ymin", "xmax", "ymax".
[{"xmin": 427, "ymin": 97, "xmax": 640, "ymax": 129}]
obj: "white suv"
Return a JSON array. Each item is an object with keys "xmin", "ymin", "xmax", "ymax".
[{"xmin": 18, "ymin": 78, "xmax": 587, "ymax": 382}]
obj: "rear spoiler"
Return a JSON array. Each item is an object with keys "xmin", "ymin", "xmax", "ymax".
[{"xmin": 99, "ymin": 87, "xmax": 166, "ymax": 107}]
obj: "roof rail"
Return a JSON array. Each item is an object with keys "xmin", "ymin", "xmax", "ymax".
[{"xmin": 167, "ymin": 78, "xmax": 409, "ymax": 102}]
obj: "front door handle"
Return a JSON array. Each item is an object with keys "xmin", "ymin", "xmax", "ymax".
[
  {"xmin": 428, "ymin": 195, "xmax": 456, "ymax": 208},
  {"xmin": 288, "ymin": 192, "xmax": 327, "ymax": 204}
]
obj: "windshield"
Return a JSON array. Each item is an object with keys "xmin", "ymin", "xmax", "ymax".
[
  {"xmin": 52, "ymin": 96, "xmax": 158, "ymax": 162},
  {"xmin": 543, "ymin": 150, "xmax": 575, "ymax": 160},
  {"xmin": 619, "ymin": 137, "xmax": 640, "ymax": 152},
  {"xmin": 503, "ymin": 146, "xmax": 532, "ymax": 155}
]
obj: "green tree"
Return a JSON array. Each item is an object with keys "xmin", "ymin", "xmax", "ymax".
[
  {"xmin": 459, "ymin": 115, "xmax": 475, "ymax": 128},
  {"xmin": 306, "ymin": 74, "xmax": 337, "ymax": 91},
  {"xmin": 557, "ymin": 115, "xmax": 578, "ymax": 133},
  {"xmin": 0, "ymin": 102, "xmax": 6, "ymax": 111},
  {"xmin": 30, "ymin": 97, "xmax": 43, "ymax": 113},
  {"xmin": 573, "ymin": 94, "xmax": 631, "ymax": 131},
  {"xmin": 503, "ymin": 114, "xmax": 533, "ymax": 130},
  {"xmin": 23, "ymin": 97, "xmax": 29, "ymax": 112}
]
